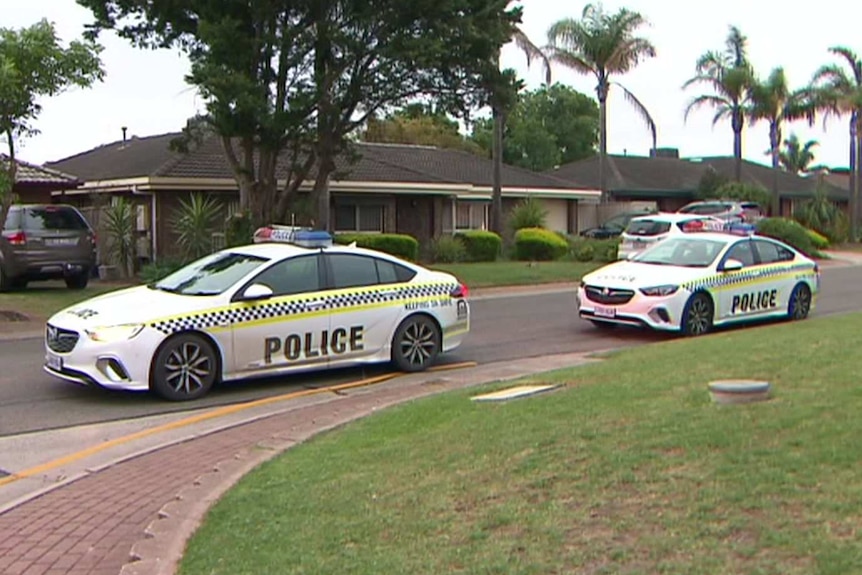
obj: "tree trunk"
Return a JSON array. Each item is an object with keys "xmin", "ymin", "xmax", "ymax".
[
  {"xmin": 770, "ymin": 123, "xmax": 781, "ymax": 217},
  {"xmin": 596, "ymin": 78, "xmax": 609, "ymax": 202},
  {"xmin": 731, "ymin": 106, "xmax": 743, "ymax": 182},
  {"xmin": 0, "ymin": 132, "xmax": 18, "ymax": 231},
  {"xmin": 850, "ymin": 113, "xmax": 859, "ymax": 241},
  {"xmin": 490, "ymin": 105, "xmax": 504, "ymax": 235},
  {"xmin": 313, "ymin": 154, "xmax": 335, "ymax": 231}
]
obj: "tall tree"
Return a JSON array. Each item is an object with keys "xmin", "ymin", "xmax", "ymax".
[
  {"xmin": 0, "ymin": 19, "xmax": 103, "ymax": 226},
  {"xmin": 489, "ymin": 20, "xmax": 551, "ymax": 235},
  {"xmin": 78, "ymin": 0, "xmax": 517, "ymax": 229},
  {"xmin": 470, "ymin": 83, "xmax": 599, "ymax": 171},
  {"xmin": 747, "ymin": 67, "xmax": 813, "ymax": 216},
  {"xmin": 778, "ymin": 133, "xmax": 823, "ymax": 174},
  {"xmin": 682, "ymin": 25, "xmax": 753, "ymax": 182},
  {"xmin": 809, "ymin": 46, "xmax": 862, "ymax": 239},
  {"xmin": 545, "ymin": 4, "xmax": 656, "ymax": 201}
]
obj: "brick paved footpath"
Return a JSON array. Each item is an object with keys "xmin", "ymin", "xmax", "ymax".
[{"xmin": 0, "ymin": 379, "xmax": 443, "ymax": 575}]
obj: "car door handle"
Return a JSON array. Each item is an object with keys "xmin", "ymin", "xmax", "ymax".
[
  {"xmin": 304, "ymin": 300, "xmax": 326, "ymax": 311},
  {"xmin": 379, "ymin": 290, "xmax": 398, "ymax": 298}
]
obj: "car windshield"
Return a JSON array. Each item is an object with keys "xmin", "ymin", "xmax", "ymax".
[
  {"xmin": 632, "ymin": 237, "xmax": 727, "ymax": 267},
  {"xmin": 151, "ymin": 252, "xmax": 269, "ymax": 296}
]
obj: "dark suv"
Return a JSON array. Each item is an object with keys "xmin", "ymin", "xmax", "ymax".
[{"xmin": 1, "ymin": 204, "xmax": 97, "ymax": 291}]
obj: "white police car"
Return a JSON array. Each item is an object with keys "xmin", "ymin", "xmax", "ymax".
[
  {"xmin": 44, "ymin": 228, "xmax": 470, "ymax": 400},
  {"xmin": 577, "ymin": 230, "xmax": 819, "ymax": 335}
]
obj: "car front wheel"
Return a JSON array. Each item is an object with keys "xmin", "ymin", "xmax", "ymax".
[
  {"xmin": 151, "ymin": 333, "xmax": 218, "ymax": 401},
  {"xmin": 391, "ymin": 315, "xmax": 441, "ymax": 372},
  {"xmin": 681, "ymin": 292, "xmax": 713, "ymax": 336}
]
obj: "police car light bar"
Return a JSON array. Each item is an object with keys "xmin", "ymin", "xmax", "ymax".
[{"xmin": 253, "ymin": 225, "xmax": 334, "ymax": 247}]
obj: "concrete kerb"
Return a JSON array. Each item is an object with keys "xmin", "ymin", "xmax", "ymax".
[{"xmin": 115, "ymin": 350, "xmax": 604, "ymax": 575}]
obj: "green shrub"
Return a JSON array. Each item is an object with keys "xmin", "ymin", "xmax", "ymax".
[
  {"xmin": 806, "ymin": 228, "xmax": 830, "ymax": 250},
  {"xmin": 513, "ymin": 227, "xmax": 568, "ymax": 261},
  {"xmin": 455, "ymin": 230, "xmax": 501, "ymax": 262},
  {"xmin": 430, "ymin": 235, "xmax": 467, "ymax": 263},
  {"xmin": 508, "ymin": 197, "xmax": 548, "ymax": 231},
  {"xmin": 567, "ymin": 237, "xmax": 620, "ymax": 263},
  {"xmin": 139, "ymin": 258, "xmax": 187, "ymax": 283},
  {"xmin": 573, "ymin": 242, "xmax": 595, "ymax": 262},
  {"xmin": 334, "ymin": 233, "xmax": 420, "ymax": 261},
  {"xmin": 225, "ymin": 211, "xmax": 256, "ymax": 247},
  {"xmin": 793, "ymin": 187, "xmax": 849, "ymax": 243},
  {"xmin": 592, "ymin": 238, "xmax": 620, "ymax": 262},
  {"xmin": 756, "ymin": 218, "xmax": 816, "ymax": 255}
]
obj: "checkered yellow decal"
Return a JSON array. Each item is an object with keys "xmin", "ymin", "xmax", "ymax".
[
  {"xmin": 682, "ymin": 262, "xmax": 815, "ymax": 292},
  {"xmin": 148, "ymin": 282, "xmax": 458, "ymax": 335}
]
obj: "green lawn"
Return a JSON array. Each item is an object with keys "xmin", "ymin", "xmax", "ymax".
[
  {"xmin": 0, "ymin": 281, "xmax": 130, "ymax": 321},
  {"xmin": 431, "ymin": 260, "xmax": 601, "ymax": 288},
  {"xmin": 179, "ymin": 313, "xmax": 862, "ymax": 575}
]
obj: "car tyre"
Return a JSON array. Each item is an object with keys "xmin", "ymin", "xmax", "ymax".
[
  {"xmin": 151, "ymin": 333, "xmax": 218, "ymax": 401},
  {"xmin": 681, "ymin": 292, "xmax": 713, "ymax": 336},
  {"xmin": 0, "ymin": 266, "xmax": 10, "ymax": 292},
  {"xmin": 787, "ymin": 283, "xmax": 812, "ymax": 321},
  {"xmin": 65, "ymin": 270, "xmax": 90, "ymax": 290},
  {"xmin": 391, "ymin": 315, "xmax": 440, "ymax": 372}
]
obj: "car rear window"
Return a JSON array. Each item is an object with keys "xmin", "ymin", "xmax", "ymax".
[
  {"xmin": 24, "ymin": 207, "xmax": 88, "ymax": 231},
  {"xmin": 2, "ymin": 208, "xmax": 21, "ymax": 230},
  {"xmin": 625, "ymin": 219, "xmax": 671, "ymax": 236},
  {"xmin": 679, "ymin": 203, "xmax": 732, "ymax": 215}
]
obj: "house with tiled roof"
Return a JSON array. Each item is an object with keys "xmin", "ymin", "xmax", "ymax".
[
  {"xmin": 547, "ymin": 151, "xmax": 848, "ymax": 215},
  {"xmin": 1, "ymin": 156, "xmax": 81, "ymax": 203},
  {"xmin": 45, "ymin": 132, "xmax": 600, "ymax": 261}
]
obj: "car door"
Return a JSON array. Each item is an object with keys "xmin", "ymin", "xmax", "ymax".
[
  {"xmin": 322, "ymin": 252, "xmax": 411, "ymax": 365},
  {"xmin": 751, "ymin": 239, "xmax": 797, "ymax": 315},
  {"xmin": 230, "ymin": 253, "xmax": 330, "ymax": 374},
  {"xmin": 716, "ymin": 239, "xmax": 760, "ymax": 321}
]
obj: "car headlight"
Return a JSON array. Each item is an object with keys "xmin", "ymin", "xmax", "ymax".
[
  {"xmin": 85, "ymin": 324, "xmax": 144, "ymax": 342},
  {"xmin": 639, "ymin": 285, "xmax": 679, "ymax": 297}
]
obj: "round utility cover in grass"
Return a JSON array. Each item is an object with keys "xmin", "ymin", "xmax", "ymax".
[{"xmin": 708, "ymin": 379, "xmax": 771, "ymax": 404}]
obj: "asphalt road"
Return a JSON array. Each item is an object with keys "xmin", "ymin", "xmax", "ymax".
[{"xmin": 1, "ymin": 264, "xmax": 860, "ymax": 437}]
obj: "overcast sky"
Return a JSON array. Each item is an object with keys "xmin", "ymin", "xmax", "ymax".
[{"xmin": 7, "ymin": 0, "xmax": 862, "ymax": 169}]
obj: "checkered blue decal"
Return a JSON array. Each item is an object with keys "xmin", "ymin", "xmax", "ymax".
[
  {"xmin": 149, "ymin": 282, "xmax": 457, "ymax": 335},
  {"xmin": 681, "ymin": 263, "xmax": 814, "ymax": 292}
]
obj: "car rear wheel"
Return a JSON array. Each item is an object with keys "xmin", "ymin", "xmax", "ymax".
[
  {"xmin": 681, "ymin": 292, "xmax": 713, "ymax": 336},
  {"xmin": 65, "ymin": 269, "xmax": 89, "ymax": 290},
  {"xmin": 788, "ymin": 283, "xmax": 812, "ymax": 321},
  {"xmin": 391, "ymin": 315, "xmax": 440, "ymax": 372},
  {"xmin": 151, "ymin": 333, "xmax": 218, "ymax": 401},
  {"xmin": 0, "ymin": 266, "xmax": 9, "ymax": 292}
]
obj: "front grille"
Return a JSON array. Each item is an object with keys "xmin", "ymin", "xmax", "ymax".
[
  {"xmin": 584, "ymin": 285, "xmax": 635, "ymax": 305},
  {"xmin": 46, "ymin": 324, "xmax": 80, "ymax": 353}
]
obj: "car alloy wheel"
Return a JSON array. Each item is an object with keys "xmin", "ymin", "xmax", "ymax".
[
  {"xmin": 788, "ymin": 284, "xmax": 811, "ymax": 321},
  {"xmin": 682, "ymin": 293, "xmax": 713, "ymax": 336},
  {"xmin": 392, "ymin": 315, "xmax": 440, "ymax": 372},
  {"xmin": 151, "ymin": 333, "xmax": 218, "ymax": 401}
]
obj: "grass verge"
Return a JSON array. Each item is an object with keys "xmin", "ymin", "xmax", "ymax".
[
  {"xmin": 179, "ymin": 313, "xmax": 862, "ymax": 575},
  {"xmin": 431, "ymin": 260, "xmax": 601, "ymax": 288},
  {"xmin": 0, "ymin": 281, "xmax": 130, "ymax": 321}
]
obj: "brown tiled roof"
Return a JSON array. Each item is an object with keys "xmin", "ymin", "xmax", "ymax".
[
  {"xmin": 46, "ymin": 132, "xmax": 588, "ymax": 191},
  {"xmin": 547, "ymin": 154, "xmax": 848, "ymax": 200},
  {"xmin": 1, "ymin": 156, "xmax": 80, "ymax": 187}
]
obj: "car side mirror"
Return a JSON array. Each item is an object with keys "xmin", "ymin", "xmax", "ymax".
[
  {"xmin": 240, "ymin": 283, "xmax": 273, "ymax": 301},
  {"xmin": 721, "ymin": 259, "xmax": 744, "ymax": 272}
]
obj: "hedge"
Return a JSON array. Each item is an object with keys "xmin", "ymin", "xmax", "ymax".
[
  {"xmin": 455, "ymin": 230, "xmax": 501, "ymax": 262},
  {"xmin": 513, "ymin": 227, "xmax": 569, "ymax": 261},
  {"xmin": 334, "ymin": 233, "xmax": 420, "ymax": 261},
  {"xmin": 755, "ymin": 218, "xmax": 816, "ymax": 256}
]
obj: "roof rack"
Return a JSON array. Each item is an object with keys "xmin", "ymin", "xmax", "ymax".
[{"xmin": 253, "ymin": 225, "xmax": 334, "ymax": 247}]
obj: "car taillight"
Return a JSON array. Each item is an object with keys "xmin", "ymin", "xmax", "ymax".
[
  {"xmin": 450, "ymin": 283, "xmax": 469, "ymax": 298},
  {"xmin": 4, "ymin": 231, "xmax": 26, "ymax": 245}
]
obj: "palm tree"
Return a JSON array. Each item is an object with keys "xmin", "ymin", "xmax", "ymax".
[
  {"xmin": 809, "ymin": 46, "xmax": 862, "ymax": 239},
  {"xmin": 747, "ymin": 67, "xmax": 814, "ymax": 216},
  {"xmin": 682, "ymin": 25, "xmax": 753, "ymax": 182},
  {"xmin": 545, "ymin": 4, "xmax": 656, "ymax": 201},
  {"xmin": 489, "ymin": 22, "xmax": 550, "ymax": 235},
  {"xmin": 778, "ymin": 133, "xmax": 823, "ymax": 174}
]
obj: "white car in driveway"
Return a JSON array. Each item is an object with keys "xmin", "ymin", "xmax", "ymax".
[
  {"xmin": 44, "ymin": 231, "xmax": 471, "ymax": 401},
  {"xmin": 578, "ymin": 231, "xmax": 819, "ymax": 336},
  {"xmin": 618, "ymin": 212, "xmax": 725, "ymax": 260}
]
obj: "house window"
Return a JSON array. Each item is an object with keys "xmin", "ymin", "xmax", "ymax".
[
  {"xmin": 455, "ymin": 201, "xmax": 488, "ymax": 231},
  {"xmin": 335, "ymin": 204, "xmax": 384, "ymax": 232}
]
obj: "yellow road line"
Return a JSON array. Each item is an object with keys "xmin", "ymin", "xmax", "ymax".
[{"xmin": 0, "ymin": 361, "xmax": 478, "ymax": 487}]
